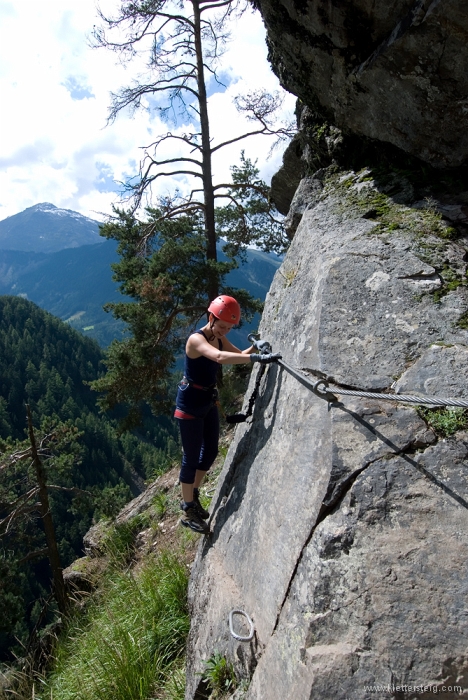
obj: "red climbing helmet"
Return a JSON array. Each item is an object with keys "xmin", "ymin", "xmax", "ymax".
[{"xmin": 208, "ymin": 295, "xmax": 241, "ymax": 324}]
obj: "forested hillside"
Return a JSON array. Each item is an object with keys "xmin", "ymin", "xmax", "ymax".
[
  {"xmin": 0, "ymin": 241, "xmax": 125, "ymax": 347},
  {"xmin": 0, "ymin": 296, "xmax": 179, "ymax": 659},
  {"xmin": 0, "ymin": 238, "xmax": 280, "ymax": 348}
]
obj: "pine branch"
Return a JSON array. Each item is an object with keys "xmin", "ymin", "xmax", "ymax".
[
  {"xmin": 143, "ymin": 155, "xmax": 203, "ymax": 169},
  {"xmin": 210, "ymin": 127, "xmax": 272, "ymax": 153},
  {"xmin": 0, "ymin": 489, "xmax": 40, "ymax": 533},
  {"xmin": 47, "ymin": 485, "xmax": 93, "ymax": 496},
  {"xmin": 144, "ymin": 132, "xmax": 202, "ymax": 153},
  {"xmin": 17, "ymin": 549, "xmax": 49, "ymax": 565}
]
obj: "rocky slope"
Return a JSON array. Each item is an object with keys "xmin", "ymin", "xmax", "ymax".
[{"xmin": 184, "ymin": 3, "xmax": 468, "ymax": 696}]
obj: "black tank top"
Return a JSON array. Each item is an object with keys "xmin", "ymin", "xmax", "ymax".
[
  {"xmin": 183, "ymin": 330, "xmax": 222, "ymax": 387},
  {"xmin": 175, "ymin": 330, "xmax": 223, "ymax": 415}
]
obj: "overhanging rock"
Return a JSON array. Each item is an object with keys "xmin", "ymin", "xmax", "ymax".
[
  {"xmin": 185, "ymin": 170, "xmax": 468, "ymax": 700},
  {"xmin": 256, "ymin": 0, "xmax": 468, "ymax": 169}
]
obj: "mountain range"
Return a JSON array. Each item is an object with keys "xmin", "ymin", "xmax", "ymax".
[
  {"xmin": 0, "ymin": 203, "xmax": 280, "ymax": 347},
  {"xmin": 0, "ymin": 202, "xmax": 102, "ymax": 253}
]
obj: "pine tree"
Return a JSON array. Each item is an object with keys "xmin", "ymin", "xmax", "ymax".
[{"xmin": 91, "ymin": 2, "xmax": 292, "ymax": 422}]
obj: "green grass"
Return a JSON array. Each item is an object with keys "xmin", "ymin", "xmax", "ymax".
[
  {"xmin": 152, "ymin": 491, "xmax": 169, "ymax": 519},
  {"xmin": 417, "ymin": 407, "xmax": 468, "ymax": 436},
  {"xmin": 158, "ymin": 660, "xmax": 186, "ymax": 700},
  {"xmin": 200, "ymin": 651, "xmax": 237, "ymax": 698},
  {"xmin": 101, "ymin": 516, "xmax": 148, "ymax": 567},
  {"xmin": 40, "ymin": 551, "xmax": 189, "ymax": 700}
]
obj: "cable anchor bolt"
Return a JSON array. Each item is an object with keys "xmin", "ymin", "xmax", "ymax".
[{"xmin": 312, "ymin": 380, "xmax": 338, "ymax": 403}]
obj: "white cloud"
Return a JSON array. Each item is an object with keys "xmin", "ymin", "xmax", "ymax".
[{"xmin": 0, "ymin": 1, "xmax": 295, "ymax": 222}]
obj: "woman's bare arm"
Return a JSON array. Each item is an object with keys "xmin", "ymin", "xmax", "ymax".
[
  {"xmin": 187, "ymin": 333, "xmax": 254, "ymax": 364},
  {"xmin": 220, "ymin": 335, "xmax": 254, "ymax": 355}
]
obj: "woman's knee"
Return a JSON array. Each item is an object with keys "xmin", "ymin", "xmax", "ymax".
[
  {"xmin": 179, "ymin": 458, "xmax": 197, "ymax": 485},
  {"xmin": 199, "ymin": 444, "xmax": 218, "ymax": 471}
]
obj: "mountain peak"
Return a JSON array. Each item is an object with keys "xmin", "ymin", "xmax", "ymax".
[
  {"xmin": 0, "ymin": 203, "xmax": 103, "ymax": 253},
  {"xmin": 27, "ymin": 203, "xmax": 99, "ymax": 225},
  {"xmin": 32, "ymin": 202, "xmax": 58, "ymax": 211}
]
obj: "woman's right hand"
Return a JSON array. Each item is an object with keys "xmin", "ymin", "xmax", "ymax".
[
  {"xmin": 247, "ymin": 334, "xmax": 272, "ymax": 354},
  {"xmin": 250, "ymin": 353, "xmax": 282, "ymax": 364}
]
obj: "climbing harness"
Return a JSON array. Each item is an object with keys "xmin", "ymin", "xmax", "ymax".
[
  {"xmin": 179, "ymin": 376, "xmax": 217, "ymax": 393},
  {"xmin": 174, "ymin": 408, "xmax": 196, "ymax": 420},
  {"xmin": 277, "ymin": 359, "xmax": 468, "ymax": 409},
  {"xmin": 228, "ymin": 609, "xmax": 255, "ymax": 642}
]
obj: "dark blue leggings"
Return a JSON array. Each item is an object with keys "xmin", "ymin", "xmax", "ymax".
[{"xmin": 177, "ymin": 405, "xmax": 219, "ymax": 484}]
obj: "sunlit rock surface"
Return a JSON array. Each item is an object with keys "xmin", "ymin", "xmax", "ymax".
[{"xmin": 185, "ymin": 170, "xmax": 468, "ymax": 699}]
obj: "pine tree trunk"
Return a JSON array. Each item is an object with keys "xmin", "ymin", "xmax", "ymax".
[
  {"xmin": 26, "ymin": 405, "xmax": 68, "ymax": 615},
  {"xmin": 193, "ymin": 0, "xmax": 218, "ymax": 302}
]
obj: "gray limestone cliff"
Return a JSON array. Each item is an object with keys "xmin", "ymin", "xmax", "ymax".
[
  {"xmin": 186, "ymin": 169, "xmax": 468, "ymax": 700},
  {"xmin": 256, "ymin": 0, "xmax": 468, "ymax": 169},
  {"xmin": 185, "ymin": 3, "xmax": 468, "ymax": 698}
]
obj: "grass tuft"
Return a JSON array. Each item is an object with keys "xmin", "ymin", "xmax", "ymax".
[
  {"xmin": 200, "ymin": 651, "xmax": 237, "ymax": 698},
  {"xmin": 417, "ymin": 407, "xmax": 468, "ymax": 436},
  {"xmin": 41, "ymin": 551, "xmax": 189, "ymax": 700},
  {"xmin": 152, "ymin": 491, "xmax": 169, "ymax": 519},
  {"xmin": 101, "ymin": 516, "xmax": 146, "ymax": 567},
  {"xmin": 158, "ymin": 660, "xmax": 186, "ymax": 700}
]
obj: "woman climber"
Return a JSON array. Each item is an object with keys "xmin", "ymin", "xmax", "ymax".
[{"xmin": 175, "ymin": 294, "xmax": 281, "ymax": 534}]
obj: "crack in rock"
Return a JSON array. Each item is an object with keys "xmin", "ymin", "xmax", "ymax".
[
  {"xmin": 271, "ymin": 430, "xmax": 440, "ymax": 640},
  {"xmin": 301, "ymin": 368, "xmax": 393, "ymax": 395},
  {"xmin": 271, "ymin": 450, "xmax": 395, "ymax": 637}
]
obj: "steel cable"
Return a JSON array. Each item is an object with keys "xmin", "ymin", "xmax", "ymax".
[{"xmin": 278, "ymin": 360, "xmax": 468, "ymax": 409}]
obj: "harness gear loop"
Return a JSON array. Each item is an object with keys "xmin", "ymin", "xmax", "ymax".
[
  {"xmin": 228, "ymin": 609, "xmax": 255, "ymax": 642},
  {"xmin": 179, "ymin": 376, "xmax": 216, "ymax": 392}
]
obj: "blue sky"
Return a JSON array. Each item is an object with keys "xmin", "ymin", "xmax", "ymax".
[{"xmin": 0, "ymin": 0, "xmax": 295, "ymax": 222}]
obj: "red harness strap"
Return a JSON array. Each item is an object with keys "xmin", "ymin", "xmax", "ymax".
[
  {"xmin": 180, "ymin": 377, "xmax": 215, "ymax": 392},
  {"xmin": 174, "ymin": 408, "xmax": 196, "ymax": 420}
]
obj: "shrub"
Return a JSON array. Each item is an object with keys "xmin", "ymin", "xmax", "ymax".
[{"xmin": 201, "ymin": 651, "xmax": 237, "ymax": 698}]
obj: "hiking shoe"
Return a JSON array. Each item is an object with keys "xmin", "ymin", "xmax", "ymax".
[
  {"xmin": 193, "ymin": 490, "xmax": 210, "ymax": 520},
  {"xmin": 180, "ymin": 506, "xmax": 210, "ymax": 534}
]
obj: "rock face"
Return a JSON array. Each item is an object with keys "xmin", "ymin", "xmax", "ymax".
[
  {"xmin": 185, "ymin": 169, "xmax": 468, "ymax": 699},
  {"xmin": 270, "ymin": 134, "xmax": 305, "ymax": 216},
  {"xmin": 256, "ymin": 0, "xmax": 468, "ymax": 169},
  {"xmin": 185, "ymin": 3, "xmax": 468, "ymax": 694}
]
